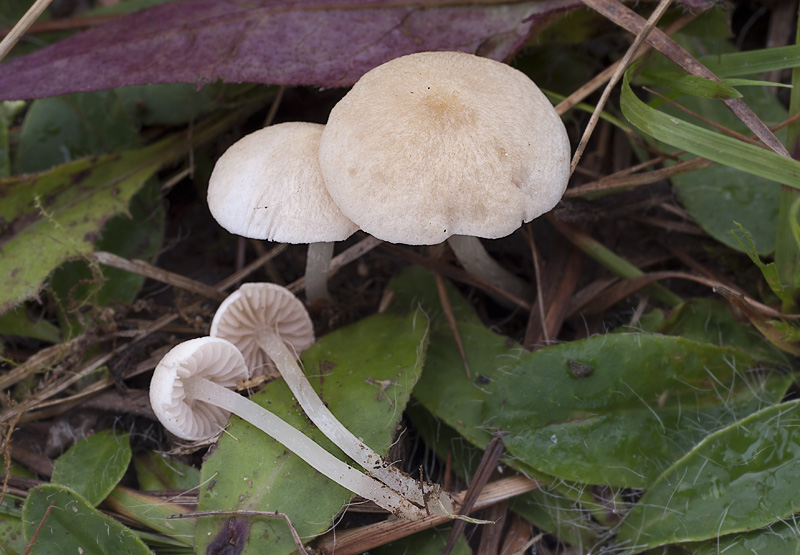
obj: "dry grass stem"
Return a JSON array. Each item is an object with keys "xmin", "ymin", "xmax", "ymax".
[{"xmin": 570, "ymin": 0, "xmax": 674, "ymax": 174}]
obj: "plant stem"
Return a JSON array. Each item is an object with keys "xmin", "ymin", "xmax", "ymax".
[
  {"xmin": 447, "ymin": 235, "xmax": 533, "ymax": 304},
  {"xmin": 305, "ymin": 242, "xmax": 335, "ymax": 303}
]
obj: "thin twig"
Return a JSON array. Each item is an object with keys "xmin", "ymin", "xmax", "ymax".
[
  {"xmin": 0, "ymin": 0, "xmax": 53, "ymax": 62},
  {"xmin": 570, "ymin": 0, "xmax": 674, "ymax": 174},
  {"xmin": 555, "ymin": 14, "xmax": 695, "ymax": 115},
  {"xmin": 435, "ymin": 272, "xmax": 471, "ymax": 379},
  {"xmin": 22, "ymin": 499, "xmax": 55, "ymax": 555},
  {"xmin": 442, "ymin": 432, "xmax": 506, "ymax": 555},
  {"xmin": 92, "ymin": 251, "xmax": 227, "ymax": 301},
  {"xmin": 315, "ymin": 475, "xmax": 540, "ymax": 555}
]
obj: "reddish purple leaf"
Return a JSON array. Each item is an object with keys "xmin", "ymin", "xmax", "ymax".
[{"xmin": 0, "ymin": 0, "xmax": 573, "ymax": 100}]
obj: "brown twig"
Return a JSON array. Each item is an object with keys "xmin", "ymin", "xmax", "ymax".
[
  {"xmin": 442, "ymin": 432, "xmax": 506, "ymax": 555},
  {"xmin": 570, "ymin": 0, "xmax": 675, "ymax": 174},
  {"xmin": 582, "ymin": 0, "xmax": 789, "ymax": 156},
  {"xmin": 22, "ymin": 499, "xmax": 55, "ymax": 555},
  {"xmin": 315, "ymin": 475, "xmax": 541, "ymax": 555},
  {"xmin": 435, "ymin": 272, "xmax": 471, "ymax": 379}
]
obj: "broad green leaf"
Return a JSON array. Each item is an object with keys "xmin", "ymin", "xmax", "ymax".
[
  {"xmin": 195, "ymin": 310, "xmax": 429, "ymax": 554},
  {"xmin": 0, "ymin": 109, "xmax": 249, "ymax": 314},
  {"xmin": 51, "ymin": 430, "xmax": 131, "ymax": 506},
  {"xmin": 687, "ymin": 521, "xmax": 800, "ymax": 555},
  {"xmin": 654, "ymin": 298, "xmax": 786, "ymax": 365},
  {"xmin": 371, "ymin": 526, "xmax": 470, "ymax": 554},
  {"xmin": 49, "ymin": 180, "xmax": 165, "ymax": 336},
  {"xmin": 621, "ymin": 69, "xmax": 800, "ymax": 199},
  {"xmin": 22, "ymin": 484, "xmax": 150, "ymax": 555},
  {"xmin": 0, "ymin": 494, "xmax": 26, "ymax": 555},
  {"xmin": 105, "ymin": 486, "xmax": 194, "ymax": 546},
  {"xmin": 16, "ymin": 91, "xmax": 140, "ymax": 174},
  {"xmin": 618, "ymin": 400, "xmax": 800, "ymax": 552},
  {"xmin": 116, "ymin": 83, "xmax": 221, "ymax": 127},
  {"xmin": 484, "ymin": 334, "xmax": 789, "ymax": 488},
  {"xmin": 133, "ymin": 451, "xmax": 200, "ymax": 491}
]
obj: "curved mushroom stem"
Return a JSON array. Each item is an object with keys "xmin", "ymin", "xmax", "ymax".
[
  {"xmin": 446, "ymin": 235, "xmax": 533, "ymax": 305},
  {"xmin": 257, "ymin": 328, "xmax": 452, "ymax": 514},
  {"xmin": 183, "ymin": 375, "xmax": 427, "ymax": 519},
  {"xmin": 305, "ymin": 242, "xmax": 335, "ymax": 303}
]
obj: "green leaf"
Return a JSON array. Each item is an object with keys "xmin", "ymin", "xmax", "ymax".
[
  {"xmin": 638, "ymin": 70, "xmax": 742, "ymax": 100},
  {"xmin": 105, "ymin": 486, "xmax": 194, "ymax": 546},
  {"xmin": 621, "ymin": 68, "xmax": 800, "ymax": 193},
  {"xmin": 0, "ymin": 495, "xmax": 26, "ymax": 555},
  {"xmin": 49, "ymin": 180, "xmax": 165, "ymax": 336},
  {"xmin": 16, "ymin": 91, "xmax": 141, "ymax": 174},
  {"xmin": 0, "ymin": 109, "xmax": 250, "ymax": 314},
  {"xmin": 22, "ymin": 484, "xmax": 151, "ymax": 555},
  {"xmin": 702, "ymin": 44, "xmax": 800, "ymax": 78},
  {"xmin": 627, "ymin": 40, "xmax": 790, "ymax": 254},
  {"xmin": 51, "ymin": 430, "xmax": 131, "ymax": 506},
  {"xmin": 116, "ymin": 83, "xmax": 221, "ymax": 127},
  {"xmin": 618, "ymin": 400, "xmax": 800, "ymax": 552},
  {"xmin": 133, "ymin": 451, "xmax": 200, "ymax": 492},
  {"xmin": 654, "ymin": 298, "xmax": 787, "ymax": 365},
  {"xmin": 686, "ymin": 521, "xmax": 800, "ymax": 555},
  {"xmin": 371, "ymin": 527, "xmax": 470, "ymax": 554},
  {"xmin": 732, "ymin": 222, "xmax": 795, "ymax": 303},
  {"xmin": 195, "ymin": 310, "xmax": 429, "ymax": 554},
  {"xmin": 484, "ymin": 334, "xmax": 788, "ymax": 488},
  {"xmin": 0, "ymin": 305, "xmax": 61, "ymax": 343}
]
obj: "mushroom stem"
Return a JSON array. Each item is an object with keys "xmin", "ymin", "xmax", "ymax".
[
  {"xmin": 183, "ymin": 375, "xmax": 427, "ymax": 519},
  {"xmin": 257, "ymin": 328, "xmax": 441, "ymax": 510},
  {"xmin": 447, "ymin": 235, "xmax": 533, "ymax": 304},
  {"xmin": 304, "ymin": 241, "xmax": 335, "ymax": 303}
]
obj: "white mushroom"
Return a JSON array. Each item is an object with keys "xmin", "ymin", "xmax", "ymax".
[
  {"xmin": 210, "ymin": 282, "xmax": 451, "ymax": 513},
  {"xmin": 208, "ymin": 122, "xmax": 358, "ymax": 304},
  {"xmin": 318, "ymin": 51, "xmax": 571, "ymax": 302},
  {"xmin": 149, "ymin": 336, "xmax": 427, "ymax": 519}
]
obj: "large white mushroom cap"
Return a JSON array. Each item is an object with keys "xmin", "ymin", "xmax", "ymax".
[
  {"xmin": 149, "ymin": 337, "xmax": 249, "ymax": 441},
  {"xmin": 208, "ymin": 122, "xmax": 358, "ymax": 243},
  {"xmin": 318, "ymin": 51, "xmax": 571, "ymax": 245}
]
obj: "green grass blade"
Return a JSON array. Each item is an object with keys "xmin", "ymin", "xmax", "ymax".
[{"xmin": 621, "ymin": 69, "xmax": 800, "ymax": 187}]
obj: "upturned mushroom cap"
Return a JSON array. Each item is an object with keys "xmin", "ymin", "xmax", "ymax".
[
  {"xmin": 318, "ymin": 51, "xmax": 571, "ymax": 245},
  {"xmin": 150, "ymin": 337, "xmax": 249, "ymax": 440},
  {"xmin": 208, "ymin": 122, "xmax": 358, "ymax": 243},
  {"xmin": 210, "ymin": 283, "xmax": 315, "ymax": 377}
]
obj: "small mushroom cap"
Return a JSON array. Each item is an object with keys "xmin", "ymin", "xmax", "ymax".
[
  {"xmin": 210, "ymin": 283, "xmax": 315, "ymax": 377},
  {"xmin": 208, "ymin": 122, "xmax": 358, "ymax": 243},
  {"xmin": 150, "ymin": 337, "xmax": 249, "ymax": 441},
  {"xmin": 318, "ymin": 51, "xmax": 571, "ymax": 245}
]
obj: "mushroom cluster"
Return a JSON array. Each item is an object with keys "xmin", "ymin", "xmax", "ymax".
[
  {"xmin": 159, "ymin": 50, "xmax": 571, "ymax": 522},
  {"xmin": 149, "ymin": 282, "xmax": 452, "ymax": 520},
  {"xmin": 207, "ymin": 50, "xmax": 570, "ymax": 304}
]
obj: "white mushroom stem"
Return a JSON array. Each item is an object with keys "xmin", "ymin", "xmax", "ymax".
[
  {"xmin": 183, "ymin": 374, "xmax": 427, "ymax": 519},
  {"xmin": 304, "ymin": 241, "xmax": 335, "ymax": 303},
  {"xmin": 447, "ymin": 235, "xmax": 533, "ymax": 304},
  {"xmin": 257, "ymin": 328, "xmax": 447, "ymax": 512}
]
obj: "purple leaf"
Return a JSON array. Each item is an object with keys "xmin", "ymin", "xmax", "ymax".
[{"xmin": 0, "ymin": 0, "xmax": 571, "ymax": 101}]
